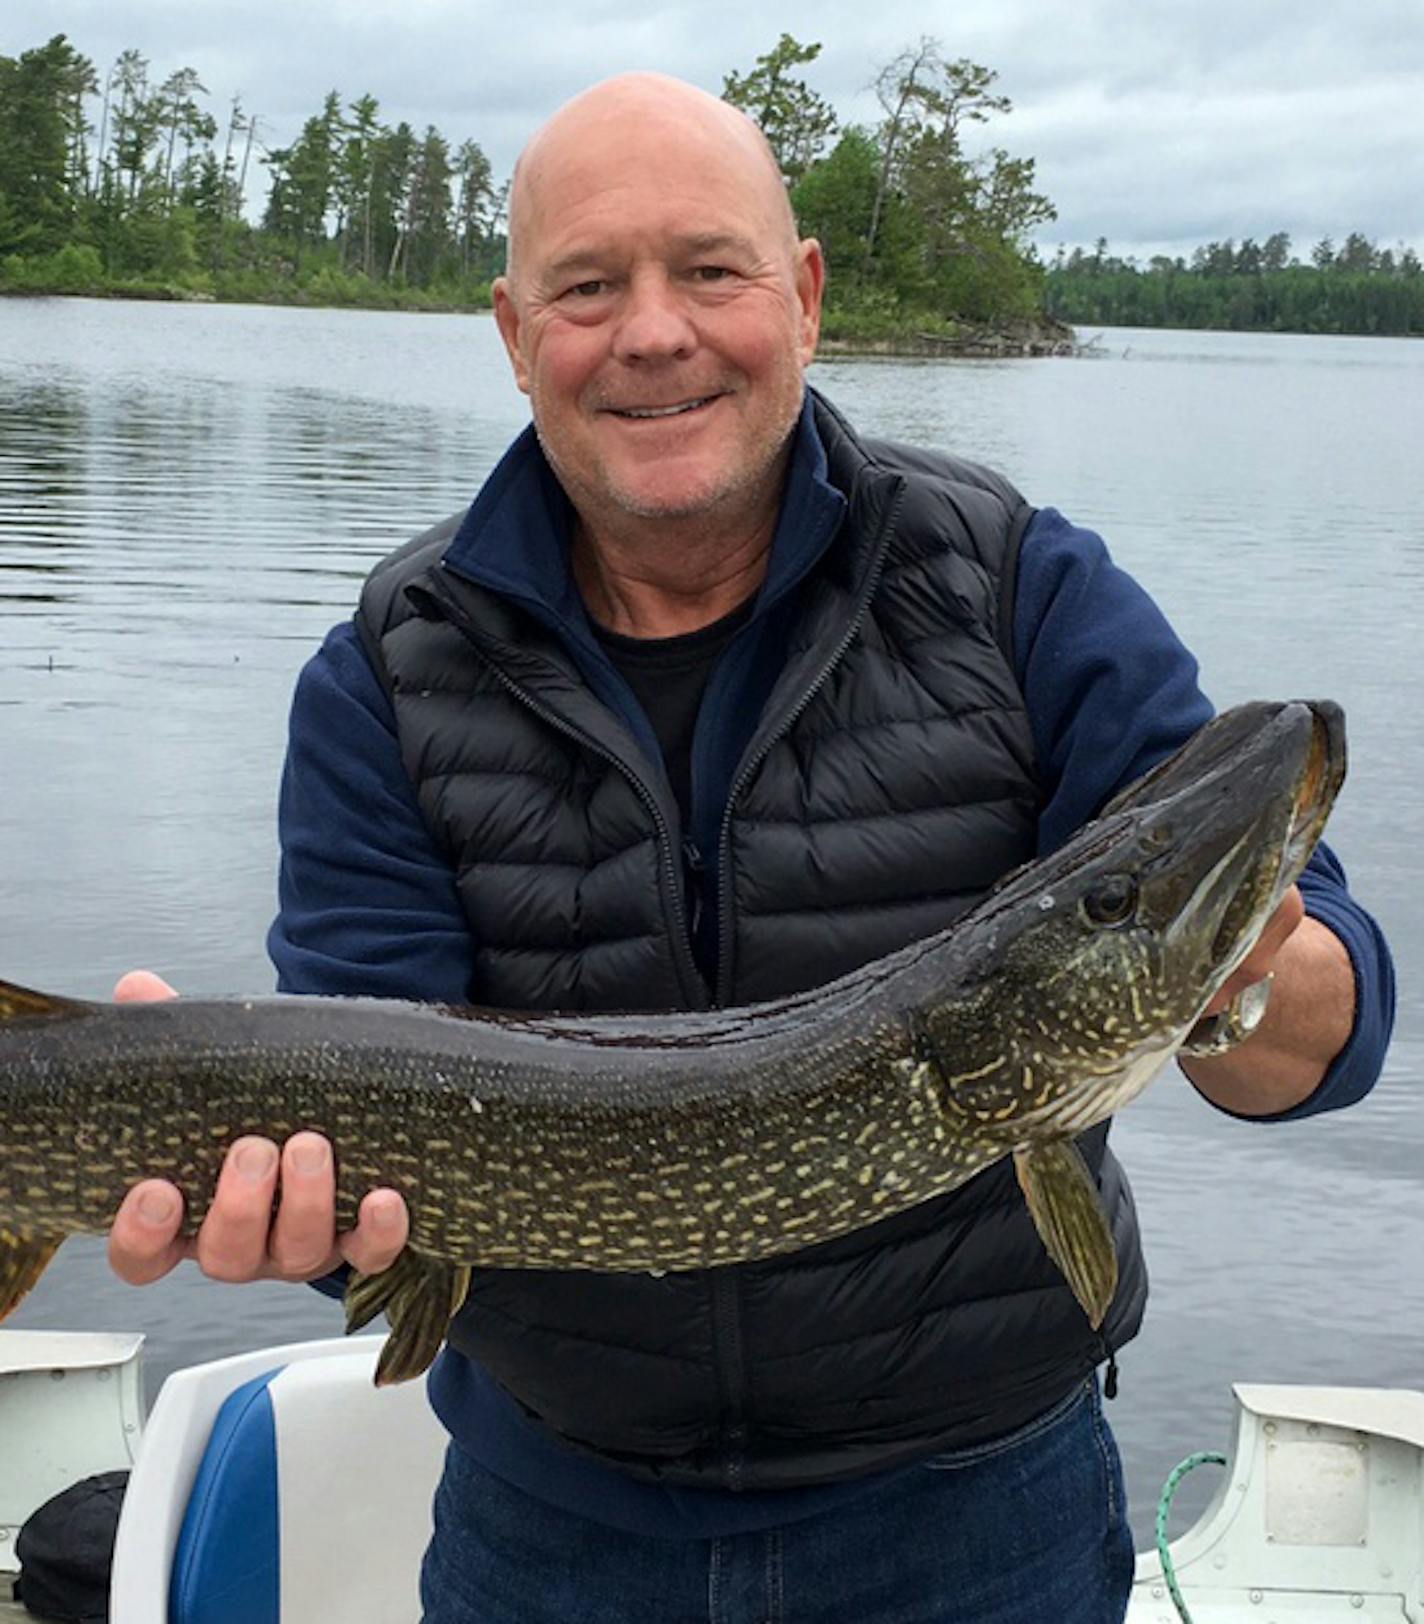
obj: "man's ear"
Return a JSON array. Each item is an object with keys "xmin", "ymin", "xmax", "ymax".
[
  {"xmin": 794, "ymin": 239, "xmax": 825, "ymax": 364},
  {"xmin": 492, "ymin": 278, "xmax": 531, "ymax": 394}
]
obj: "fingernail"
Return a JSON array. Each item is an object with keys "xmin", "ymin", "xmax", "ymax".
[
  {"xmin": 290, "ymin": 1139, "xmax": 329, "ymax": 1176},
  {"xmin": 369, "ymin": 1197, "xmax": 399, "ymax": 1230},
  {"xmin": 138, "ymin": 1189, "xmax": 178, "ymax": 1226},
  {"xmin": 237, "ymin": 1141, "xmax": 277, "ymax": 1182}
]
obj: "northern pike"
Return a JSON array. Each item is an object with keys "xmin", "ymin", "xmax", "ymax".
[{"xmin": 0, "ymin": 699, "xmax": 1345, "ymax": 1384}]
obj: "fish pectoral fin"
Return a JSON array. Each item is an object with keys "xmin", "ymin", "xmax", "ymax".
[
  {"xmin": 343, "ymin": 1248, "xmax": 472, "ymax": 1387},
  {"xmin": 1013, "ymin": 1142, "xmax": 1118, "ymax": 1329},
  {"xmin": 0, "ymin": 1229, "xmax": 65, "ymax": 1320}
]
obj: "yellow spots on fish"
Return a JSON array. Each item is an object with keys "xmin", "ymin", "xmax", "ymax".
[{"xmin": 950, "ymin": 1056, "xmax": 1007, "ymax": 1085}]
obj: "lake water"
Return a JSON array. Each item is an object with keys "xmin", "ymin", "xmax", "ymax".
[{"xmin": 1, "ymin": 296, "xmax": 1420, "ymax": 1542}]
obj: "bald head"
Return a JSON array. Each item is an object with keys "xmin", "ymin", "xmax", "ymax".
[{"xmin": 505, "ymin": 73, "xmax": 798, "ymax": 288}]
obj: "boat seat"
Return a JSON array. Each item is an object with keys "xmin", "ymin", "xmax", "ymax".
[{"xmin": 109, "ymin": 1335, "xmax": 446, "ymax": 1624}]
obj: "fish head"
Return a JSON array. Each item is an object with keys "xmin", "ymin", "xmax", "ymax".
[{"xmin": 923, "ymin": 700, "xmax": 1345, "ymax": 1139}]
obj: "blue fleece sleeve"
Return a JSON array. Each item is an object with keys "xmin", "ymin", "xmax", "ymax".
[
  {"xmin": 267, "ymin": 620, "xmax": 476, "ymax": 1003},
  {"xmin": 1012, "ymin": 508, "xmax": 1395, "ymax": 1121}
]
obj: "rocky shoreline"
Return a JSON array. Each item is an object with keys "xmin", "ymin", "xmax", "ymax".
[{"xmin": 817, "ymin": 316, "xmax": 1091, "ymax": 359}]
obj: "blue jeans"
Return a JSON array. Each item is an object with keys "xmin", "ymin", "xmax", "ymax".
[{"xmin": 419, "ymin": 1378, "xmax": 1134, "ymax": 1623}]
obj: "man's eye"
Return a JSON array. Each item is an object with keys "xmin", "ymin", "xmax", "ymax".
[
  {"xmin": 566, "ymin": 280, "xmax": 606, "ymax": 298},
  {"xmin": 694, "ymin": 266, "xmax": 731, "ymax": 282}
]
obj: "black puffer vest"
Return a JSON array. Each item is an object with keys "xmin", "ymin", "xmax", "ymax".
[{"xmin": 356, "ymin": 392, "xmax": 1146, "ymax": 1490}]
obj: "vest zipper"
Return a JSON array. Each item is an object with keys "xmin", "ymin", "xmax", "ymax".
[
  {"xmin": 703, "ymin": 479, "xmax": 904, "ymax": 1486},
  {"xmin": 711, "ymin": 1270, "xmax": 748, "ymax": 1491},
  {"xmin": 712, "ymin": 480, "xmax": 907, "ymax": 1007},
  {"xmin": 417, "ymin": 571, "xmax": 710, "ymax": 1010}
]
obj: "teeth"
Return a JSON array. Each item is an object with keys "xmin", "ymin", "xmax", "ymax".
[{"xmin": 617, "ymin": 398, "xmax": 709, "ymax": 419}]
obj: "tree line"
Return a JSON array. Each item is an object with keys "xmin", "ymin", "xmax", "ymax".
[
  {"xmin": 2, "ymin": 31, "xmax": 1419, "ymax": 338},
  {"xmin": 1047, "ymin": 234, "xmax": 1424, "ymax": 336},
  {"xmin": 0, "ymin": 30, "xmax": 1055, "ymax": 331},
  {"xmin": 0, "ymin": 34, "xmax": 504, "ymax": 308}
]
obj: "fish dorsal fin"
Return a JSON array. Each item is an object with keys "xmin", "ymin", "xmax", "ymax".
[
  {"xmin": 0, "ymin": 979, "xmax": 92, "ymax": 1024},
  {"xmin": 1013, "ymin": 1140, "xmax": 1119, "ymax": 1329}
]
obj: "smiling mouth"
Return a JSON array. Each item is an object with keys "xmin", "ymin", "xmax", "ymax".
[{"xmin": 605, "ymin": 395, "xmax": 719, "ymax": 421}]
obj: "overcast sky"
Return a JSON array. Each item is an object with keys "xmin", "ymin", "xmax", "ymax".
[{"xmin": 15, "ymin": 0, "xmax": 1424, "ymax": 261}]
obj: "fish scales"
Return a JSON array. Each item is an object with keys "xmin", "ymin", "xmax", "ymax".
[{"xmin": 0, "ymin": 699, "xmax": 1348, "ymax": 1383}]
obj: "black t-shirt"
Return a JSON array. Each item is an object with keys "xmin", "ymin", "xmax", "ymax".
[
  {"xmin": 592, "ymin": 598, "xmax": 754, "ymax": 980},
  {"xmin": 591, "ymin": 597, "xmax": 754, "ymax": 831}
]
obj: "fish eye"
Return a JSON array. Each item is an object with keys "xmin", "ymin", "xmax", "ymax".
[{"xmin": 1083, "ymin": 874, "xmax": 1138, "ymax": 926}]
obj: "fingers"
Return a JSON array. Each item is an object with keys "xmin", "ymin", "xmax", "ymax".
[
  {"xmin": 268, "ymin": 1134, "xmax": 344, "ymax": 1278},
  {"xmin": 111, "ymin": 1132, "xmax": 406, "ymax": 1291},
  {"xmin": 340, "ymin": 1188, "xmax": 410, "ymax": 1277},
  {"xmin": 113, "ymin": 969, "xmax": 178, "ymax": 1003},
  {"xmin": 109, "ymin": 1180, "xmax": 193, "ymax": 1285},
  {"xmin": 195, "ymin": 1136, "xmax": 285, "ymax": 1282},
  {"xmin": 194, "ymin": 1133, "xmax": 387, "ymax": 1283}
]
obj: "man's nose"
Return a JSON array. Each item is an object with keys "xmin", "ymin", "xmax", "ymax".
[{"xmin": 612, "ymin": 271, "xmax": 696, "ymax": 362}]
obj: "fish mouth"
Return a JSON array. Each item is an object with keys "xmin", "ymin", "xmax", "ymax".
[
  {"xmin": 1282, "ymin": 701, "xmax": 1346, "ymax": 874},
  {"xmin": 1165, "ymin": 699, "xmax": 1346, "ymax": 992}
]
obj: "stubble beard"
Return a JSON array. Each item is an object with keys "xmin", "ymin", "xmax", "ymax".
[{"xmin": 534, "ymin": 379, "xmax": 805, "ymax": 535}]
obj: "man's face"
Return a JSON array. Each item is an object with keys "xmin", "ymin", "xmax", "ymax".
[{"xmin": 493, "ymin": 97, "xmax": 823, "ymax": 534}]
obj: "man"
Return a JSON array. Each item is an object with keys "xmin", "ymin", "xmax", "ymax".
[{"xmin": 109, "ymin": 74, "xmax": 1393, "ymax": 1623}]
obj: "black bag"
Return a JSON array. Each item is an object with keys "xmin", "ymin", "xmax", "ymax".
[{"xmin": 12, "ymin": 1470, "xmax": 128, "ymax": 1624}]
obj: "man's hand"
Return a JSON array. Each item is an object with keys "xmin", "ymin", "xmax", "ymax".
[{"xmin": 106, "ymin": 971, "xmax": 410, "ymax": 1288}]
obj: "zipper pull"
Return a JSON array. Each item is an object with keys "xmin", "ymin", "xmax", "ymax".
[{"xmin": 682, "ymin": 840, "xmax": 705, "ymax": 936}]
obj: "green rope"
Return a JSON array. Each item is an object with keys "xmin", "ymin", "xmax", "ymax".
[{"xmin": 1155, "ymin": 1451, "xmax": 1227, "ymax": 1623}]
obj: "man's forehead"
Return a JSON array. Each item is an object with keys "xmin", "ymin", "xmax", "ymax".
[
  {"xmin": 539, "ymin": 229, "xmax": 767, "ymax": 278},
  {"xmin": 523, "ymin": 114, "xmax": 764, "ymax": 205}
]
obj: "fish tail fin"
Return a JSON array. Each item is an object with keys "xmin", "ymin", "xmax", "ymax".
[
  {"xmin": 0, "ymin": 1230, "xmax": 65, "ymax": 1320},
  {"xmin": 0, "ymin": 980, "xmax": 91, "ymax": 1023},
  {"xmin": 343, "ymin": 1248, "xmax": 472, "ymax": 1386},
  {"xmin": 1013, "ymin": 1141, "xmax": 1119, "ymax": 1328}
]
